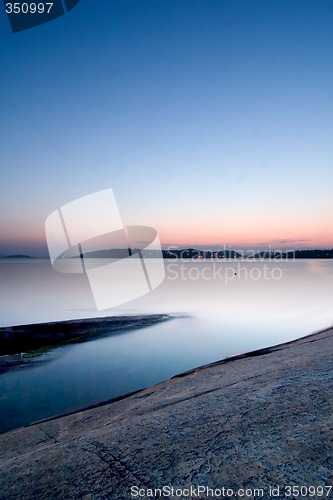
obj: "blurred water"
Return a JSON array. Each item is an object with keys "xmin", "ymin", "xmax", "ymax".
[{"xmin": 0, "ymin": 258, "xmax": 333, "ymax": 433}]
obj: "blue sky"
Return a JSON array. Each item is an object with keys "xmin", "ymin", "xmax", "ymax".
[{"xmin": 1, "ymin": 0, "xmax": 333, "ymax": 255}]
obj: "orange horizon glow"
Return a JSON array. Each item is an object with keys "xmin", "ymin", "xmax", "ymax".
[
  {"xmin": 159, "ymin": 231, "xmax": 333, "ymax": 250},
  {"xmin": 1, "ymin": 232, "xmax": 333, "ymax": 251}
]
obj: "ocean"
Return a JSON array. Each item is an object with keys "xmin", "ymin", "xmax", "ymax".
[{"xmin": 0, "ymin": 258, "xmax": 333, "ymax": 433}]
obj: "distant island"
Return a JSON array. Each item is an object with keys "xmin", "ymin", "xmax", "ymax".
[
  {"xmin": 77, "ymin": 248, "xmax": 333, "ymax": 260},
  {"xmin": 78, "ymin": 248, "xmax": 243, "ymax": 259},
  {"xmin": 252, "ymin": 249, "xmax": 333, "ymax": 259},
  {"xmin": 3, "ymin": 248, "xmax": 333, "ymax": 260},
  {"xmin": 2, "ymin": 254, "xmax": 34, "ymax": 259}
]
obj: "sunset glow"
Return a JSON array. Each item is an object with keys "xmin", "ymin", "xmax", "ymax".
[{"xmin": 1, "ymin": 1, "xmax": 333, "ymax": 256}]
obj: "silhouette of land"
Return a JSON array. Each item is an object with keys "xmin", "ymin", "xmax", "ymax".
[
  {"xmin": 78, "ymin": 247, "xmax": 333, "ymax": 259},
  {"xmin": 2, "ymin": 248, "xmax": 333, "ymax": 260}
]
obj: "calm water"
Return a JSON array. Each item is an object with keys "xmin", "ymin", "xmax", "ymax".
[{"xmin": 1, "ymin": 258, "xmax": 333, "ymax": 433}]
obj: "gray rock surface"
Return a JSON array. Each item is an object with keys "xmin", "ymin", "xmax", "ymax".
[{"xmin": 1, "ymin": 328, "xmax": 333, "ymax": 499}]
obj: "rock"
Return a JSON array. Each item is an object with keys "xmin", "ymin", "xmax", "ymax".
[{"xmin": 0, "ymin": 328, "xmax": 332, "ymax": 499}]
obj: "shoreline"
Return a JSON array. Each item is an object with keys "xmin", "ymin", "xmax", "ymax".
[
  {"xmin": 1, "ymin": 324, "xmax": 332, "ymax": 498},
  {"xmin": 20, "ymin": 322, "xmax": 333, "ymax": 429},
  {"xmin": 0, "ymin": 313, "xmax": 173, "ymax": 373}
]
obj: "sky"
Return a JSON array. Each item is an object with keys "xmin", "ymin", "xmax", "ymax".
[{"xmin": 1, "ymin": 0, "xmax": 333, "ymax": 256}]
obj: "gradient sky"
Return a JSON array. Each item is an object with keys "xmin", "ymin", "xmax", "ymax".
[{"xmin": 1, "ymin": 0, "xmax": 333, "ymax": 256}]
